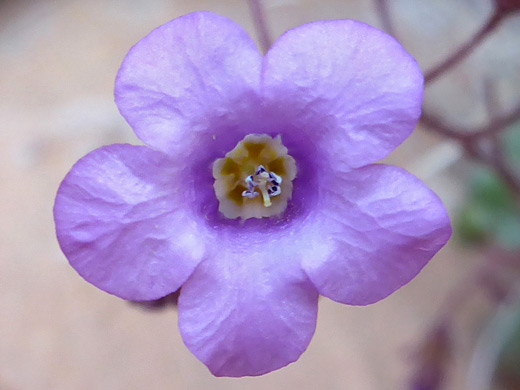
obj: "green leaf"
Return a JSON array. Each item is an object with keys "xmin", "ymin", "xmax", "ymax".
[
  {"xmin": 503, "ymin": 123, "xmax": 520, "ymax": 175},
  {"xmin": 456, "ymin": 165, "xmax": 520, "ymax": 248},
  {"xmin": 494, "ymin": 311, "xmax": 520, "ymax": 388},
  {"xmin": 470, "ymin": 167, "xmax": 515, "ymax": 212},
  {"xmin": 456, "ymin": 204, "xmax": 490, "ymax": 244},
  {"xmin": 495, "ymin": 212, "xmax": 520, "ymax": 250}
]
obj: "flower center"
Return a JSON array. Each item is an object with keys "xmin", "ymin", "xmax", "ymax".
[{"xmin": 212, "ymin": 134, "xmax": 297, "ymax": 220}]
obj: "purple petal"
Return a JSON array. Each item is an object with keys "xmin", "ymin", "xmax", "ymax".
[
  {"xmin": 115, "ymin": 12, "xmax": 262, "ymax": 157},
  {"xmin": 262, "ymin": 20, "xmax": 424, "ymax": 170},
  {"xmin": 301, "ymin": 164, "xmax": 451, "ymax": 305},
  {"xmin": 54, "ymin": 144, "xmax": 204, "ymax": 300},
  {"xmin": 178, "ymin": 234, "xmax": 319, "ymax": 377}
]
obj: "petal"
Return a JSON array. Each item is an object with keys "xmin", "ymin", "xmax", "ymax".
[
  {"xmin": 54, "ymin": 144, "xmax": 204, "ymax": 300},
  {"xmin": 178, "ymin": 233, "xmax": 319, "ymax": 377},
  {"xmin": 262, "ymin": 20, "xmax": 424, "ymax": 170},
  {"xmin": 301, "ymin": 164, "xmax": 451, "ymax": 305},
  {"xmin": 115, "ymin": 12, "xmax": 262, "ymax": 156}
]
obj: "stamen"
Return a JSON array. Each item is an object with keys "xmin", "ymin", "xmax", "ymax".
[
  {"xmin": 255, "ymin": 165, "xmax": 266, "ymax": 175},
  {"xmin": 242, "ymin": 190, "xmax": 259, "ymax": 199},
  {"xmin": 241, "ymin": 165, "xmax": 283, "ymax": 208},
  {"xmin": 269, "ymin": 172, "xmax": 282, "ymax": 185},
  {"xmin": 268, "ymin": 185, "xmax": 281, "ymax": 196},
  {"xmin": 245, "ymin": 175, "xmax": 257, "ymax": 191}
]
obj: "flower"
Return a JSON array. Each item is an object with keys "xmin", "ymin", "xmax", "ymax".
[{"xmin": 54, "ymin": 12, "xmax": 452, "ymax": 377}]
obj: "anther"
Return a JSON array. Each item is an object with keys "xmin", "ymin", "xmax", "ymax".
[
  {"xmin": 268, "ymin": 172, "xmax": 282, "ymax": 185},
  {"xmin": 268, "ymin": 186, "xmax": 281, "ymax": 196},
  {"xmin": 242, "ymin": 190, "xmax": 259, "ymax": 199}
]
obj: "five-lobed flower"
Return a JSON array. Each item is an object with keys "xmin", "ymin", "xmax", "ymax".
[{"xmin": 54, "ymin": 12, "xmax": 452, "ymax": 377}]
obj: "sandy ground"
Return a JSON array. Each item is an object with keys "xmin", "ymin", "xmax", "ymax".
[{"xmin": 1, "ymin": 0, "xmax": 519, "ymax": 389}]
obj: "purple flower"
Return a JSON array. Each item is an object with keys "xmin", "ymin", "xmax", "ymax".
[{"xmin": 54, "ymin": 12, "xmax": 451, "ymax": 377}]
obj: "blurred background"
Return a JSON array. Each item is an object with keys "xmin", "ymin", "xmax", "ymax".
[{"xmin": 1, "ymin": 0, "xmax": 520, "ymax": 389}]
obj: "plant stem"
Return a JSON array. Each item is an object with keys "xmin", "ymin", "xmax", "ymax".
[
  {"xmin": 470, "ymin": 104, "xmax": 520, "ymax": 139},
  {"xmin": 468, "ymin": 143, "xmax": 520, "ymax": 195},
  {"xmin": 247, "ymin": 0, "xmax": 272, "ymax": 54},
  {"xmin": 421, "ymin": 104, "xmax": 520, "ymax": 140},
  {"xmin": 374, "ymin": 0, "xmax": 397, "ymax": 37},
  {"xmin": 424, "ymin": 9, "xmax": 505, "ymax": 84},
  {"xmin": 421, "ymin": 110, "xmax": 520, "ymax": 195}
]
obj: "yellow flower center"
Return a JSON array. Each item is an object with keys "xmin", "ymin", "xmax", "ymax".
[{"xmin": 212, "ymin": 134, "xmax": 297, "ymax": 220}]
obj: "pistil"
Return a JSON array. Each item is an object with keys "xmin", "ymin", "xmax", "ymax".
[{"xmin": 258, "ymin": 171, "xmax": 274, "ymax": 207}]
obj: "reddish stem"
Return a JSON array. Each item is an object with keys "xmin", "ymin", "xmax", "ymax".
[
  {"xmin": 374, "ymin": 0, "xmax": 397, "ymax": 37},
  {"xmin": 421, "ymin": 110, "xmax": 520, "ymax": 195},
  {"xmin": 424, "ymin": 9, "xmax": 505, "ymax": 84},
  {"xmin": 247, "ymin": 0, "xmax": 272, "ymax": 53},
  {"xmin": 421, "ymin": 104, "xmax": 520, "ymax": 141},
  {"xmin": 469, "ymin": 143, "xmax": 520, "ymax": 195},
  {"xmin": 420, "ymin": 112, "xmax": 466, "ymax": 139},
  {"xmin": 471, "ymin": 104, "xmax": 520, "ymax": 139},
  {"xmin": 483, "ymin": 77, "xmax": 500, "ymax": 118}
]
